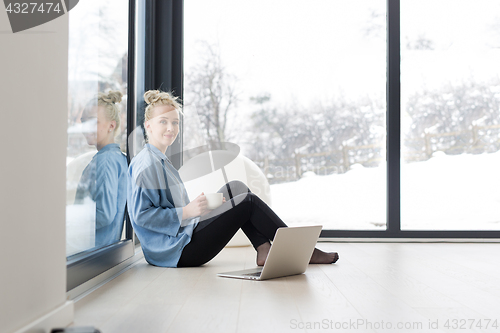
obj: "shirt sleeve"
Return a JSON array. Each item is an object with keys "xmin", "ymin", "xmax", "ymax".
[{"xmin": 128, "ymin": 166, "xmax": 184, "ymax": 237}]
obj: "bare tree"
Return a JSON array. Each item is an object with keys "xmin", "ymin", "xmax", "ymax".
[{"xmin": 185, "ymin": 42, "xmax": 239, "ymax": 145}]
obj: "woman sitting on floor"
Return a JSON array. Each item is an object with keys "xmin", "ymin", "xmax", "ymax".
[{"xmin": 127, "ymin": 90, "xmax": 339, "ymax": 267}]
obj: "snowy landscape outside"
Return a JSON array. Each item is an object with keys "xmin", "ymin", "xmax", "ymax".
[
  {"xmin": 271, "ymin": 151, "xmax": 500, "ymax": 230},
  {"xmin": 184, "ymin": 0, "xmax": 500, "ymax": 231}
]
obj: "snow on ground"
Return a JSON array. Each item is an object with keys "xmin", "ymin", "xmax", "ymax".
[{"xmin": 270, "ymin": 151, "xmax": 500, "ymax": 230}]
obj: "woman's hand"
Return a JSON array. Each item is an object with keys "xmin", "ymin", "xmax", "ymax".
[{"xmin": 182, "ymin": 193, "xmax": 209, "ymax": 219}]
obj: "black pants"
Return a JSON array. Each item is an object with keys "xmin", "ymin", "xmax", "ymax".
[{"xmin": 177, "ymin": 181, "xmax": 288, "ymax": 267}]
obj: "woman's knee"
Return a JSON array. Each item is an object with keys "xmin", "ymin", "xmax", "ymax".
[
  {"xmin": 226, "ymin": 180, "xmax": 251, "ymax": 195},
  {"xmin": 227, "ymin": 180, "xmax": 248, "ymax": 188}
]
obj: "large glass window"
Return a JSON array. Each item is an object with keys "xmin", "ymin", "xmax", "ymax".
[
  {"xmin": 401, "ymin": 0, "xmax": 500, "ymax": 230},
  {"xmin": 184, "ymin": 0, "xmax": 387, "ymax": 230},
  {"xmin": 66, "ymin": 0, "xmax": 130, "ymax": 257}
]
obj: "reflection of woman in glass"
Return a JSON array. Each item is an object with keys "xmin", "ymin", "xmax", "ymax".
[
  {"xmin": 76, "ymin": 91, "xmax": 128, "ymax": 248},
  {"xmin": 127, "ymin": 90, "xmax": 339, "ymax": 267}
]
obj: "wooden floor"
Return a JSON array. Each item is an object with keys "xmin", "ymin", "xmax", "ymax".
[{"xmin": 73, "ymin": 242, "xmax": 500, "ymax": 333}]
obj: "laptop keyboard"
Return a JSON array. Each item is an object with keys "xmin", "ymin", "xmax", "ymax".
[{"xmin": 243, "ymin": 272, "xmax": 262, "ymax": 277}]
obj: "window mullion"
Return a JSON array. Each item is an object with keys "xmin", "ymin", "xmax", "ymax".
[{"xmin": 386, "ymin": 0, "xmax": 401, "ymax": 232}]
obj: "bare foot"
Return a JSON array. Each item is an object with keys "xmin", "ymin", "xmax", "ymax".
[
  {"xmin": 309, "ymin": 248, "xmax": 339, "ymax": 264},
  {"xmin": 256, "ymin": 242, "xmax": 271, "ymax": 266}
]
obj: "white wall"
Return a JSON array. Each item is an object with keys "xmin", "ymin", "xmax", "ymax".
[{"xmin": 0, "ymin": 9, "xmax": 73, "ymax": 333}]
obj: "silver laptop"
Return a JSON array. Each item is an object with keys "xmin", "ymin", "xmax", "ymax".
[{"xmin": 217, "ymin": 225, "xmax": 322, "ymax": 281}]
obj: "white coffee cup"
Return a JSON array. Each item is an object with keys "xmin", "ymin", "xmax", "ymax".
[{"xmin": 205, "ymin": 193, "xmax": 223, "ymax": 210}]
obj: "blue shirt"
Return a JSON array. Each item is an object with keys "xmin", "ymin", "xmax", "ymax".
[
  {"xmin": 75, "ymin": 143, "xmax": 128, "ymax": 248},
  {"xmin": 127, "ymin": 144, "xmax": 199, "ymax": 267}
]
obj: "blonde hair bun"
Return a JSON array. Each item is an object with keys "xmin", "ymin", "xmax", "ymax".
[
  {"xmin": 144, "ymin": 90, "xmax": 161, "ymax": 105},
  {"xmin": 99, "ymin": 90, "xmax": 123, "ymax": 104},
  {"xmin": 144, "ymin": 90, "xmax": 180, "ymax": 106}
]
